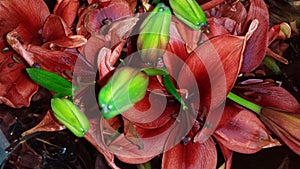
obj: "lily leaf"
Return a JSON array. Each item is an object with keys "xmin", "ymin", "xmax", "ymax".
[{"xmin": 26, "ymin": 68, "xmax": 73, "ymax": 97}]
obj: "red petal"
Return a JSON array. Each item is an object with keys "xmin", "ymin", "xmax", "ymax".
[
  {"xmin": 82, "ymin": 17, "xmax": 139, "ymax": 65},
  {"xmin": 240, "ymin": 0, "xmax": 269, "ymax": 72},
  {"xmin": 178, "ymin": 21, "xmax": 258, "ymax": 142},
  {"xmin": 0, "ymin": 0, "xmax": 49, "ymax": 38},
  {"xmin": 162, "ymin": 138, "xmax": 217, "ymax": 169},
  {"xmin": 213, "ymin": 106, "xmax": 280, "ymax": 154},
  {"xmin": 85, "ymin": 118, "xmax": 119, "ymax": 169},
  {"xmin": 97, "ymin": 41, "xmax": 125, "ymax": 80},
  {"xmin": 54, "ymin": 0, "xmax": 80, "ymax": 27},
  {"xmin": 260, "ymin": 110, "xmax": 300, "ymax": 156},
  {"xmin": 207, "ymin": 17, "xmax": 239, "ymax": 37},
  {"xmin": 121, "ymin": 92, "xmax": 178, "ymax": 129},
  {"xmin": 218, "ymin": 1, "xmax": 248, "ymax": 29},
  {"xmin": 100, "ymin": 116, "xmax": 172, "ymax": 164},
  {"xmin": 163, "ymin": 22, "xmax": 190, "ymax": 79},
  {"xmin": 42, "ymin": 15, "xmax": 87, "ymax": 49},
  {"xmin": 42, "ymin": 14, "xmax": 71, "ymax": 42},
  {"xmin": 217, "ymin": 142, "xmax": 233, "ymax": 169},
  {"xmin": 85, "ymin": 0, "xmax": 132, "ymax": 33},
  {"xmin": 0, "ymin": 56, "xmax": 38, "ymax": 108},
  {"xmin": 235, "ymin": 84, "xmax": 300, "ymax": 113},
  {"xmin": 26, "ymin": 45, "xmax": 77, "ymax": 77}
]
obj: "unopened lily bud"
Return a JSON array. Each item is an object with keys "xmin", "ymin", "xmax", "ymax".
[
  {"xmin": 169, "ymin": 0, "xmax": 207, "ymax": 30},
  {"xmin": 99, "ymin": 67, "xmax": 149, "ymax": 119},
  {"xmin": 137, "ymin": 3, "xmax": 171, "ymax": 64},
  {"xmin": 51, "ymin": 98, "xmax": 90, "ymax": 137}
]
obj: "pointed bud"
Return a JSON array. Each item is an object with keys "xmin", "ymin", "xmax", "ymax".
[
  {"xmin": 169, "ymin": 0, "xmax": 207, "ymax": 30},
  {"xmin": 260, "ymin": 107, "xmax": 300, "ymax": 155},
  {"xmin": 99, "ymin": 67, "xmax": 149, "ymax": 119},
  {"xmin": 51, "ymin": 98, "xmax": 90, "ymax": 137},
  {"xmin": 137, "ymin": 3, "xmax": 171, "ymax": 64}
]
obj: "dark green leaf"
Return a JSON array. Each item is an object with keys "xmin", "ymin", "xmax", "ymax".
[{"xmin": 26, "ymin": 68, "xmax": 72, "ymax": 97}]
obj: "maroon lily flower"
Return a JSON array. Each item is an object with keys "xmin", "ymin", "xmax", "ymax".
[{"xmin": 0, "ymin": 0, "xmax": 86, "ymax": 108}]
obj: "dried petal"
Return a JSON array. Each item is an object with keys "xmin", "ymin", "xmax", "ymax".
[{"xmin": 22, "ymin": 110, "xmax": 65, "ymax": 136}]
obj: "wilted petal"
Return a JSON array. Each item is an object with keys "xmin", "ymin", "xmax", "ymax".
[
  {"xmin": 241, "ymin": 0, "xmax": 269, "ymax": 72},
  {"xmin": 213, "ymin": 105, "xmax": 280, "ymax": 154},
  {"xmin": 22, "ymin": 110, "xmax": 65, "ymax": 136},
  {"xmin": 0, "ymin": 56, "xmax": 38, "ymax": 108},
  {"xmin": 162, "ymin": 138, "xmax": 217, "ymax": 169},
  {"xmin": 54, "ymin": 0, "xmax": 80, "ymax": 27},
  {"xmin": 260, "ymin": 107, "xmax": 300, "ymax": 155}
]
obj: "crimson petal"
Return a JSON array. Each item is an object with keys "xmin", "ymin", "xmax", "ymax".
[
  {"xmin": 241, "ymin": 0, "xmax": 269, "ymax": 72},
  {"xmin": 162, "ymin": 138, "xmax": 217, "ymax": 169},
  {"xmin": 42, "ymin": 15, "xmax": 87, "ymax": 49},
  {"xmin": 180, "ymin": 20, "xmax": 258, "ymax": 142},
  {"xmin": 0, "ymin": 0, "xmax": 49, "ymax": 39},
  {"xmin": 0, "ymin": 56, "xmax": 38, "ymax": 108},
  {"xmin": 54, "ymin": 0, "xmax": 80, "ymax": 27},
  {"xmin": 214, "ymin": 105, "xmax": 280, "ymax": 154},
  {"xmin": 85, "ymin": 0, "xmax": 132, "ymax": 33},
  {"xmin": 235, "ymin": 81, "xmax": 300, "ymax": 113}
]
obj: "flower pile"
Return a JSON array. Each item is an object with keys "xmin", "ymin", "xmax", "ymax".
[{"xmin": 0, "ymin": 0, "xmax": 299, "ymax": 168}]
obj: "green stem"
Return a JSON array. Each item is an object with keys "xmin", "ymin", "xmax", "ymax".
[
  {"xmin": 136, "ymin": 161, "xmax": 152, "ymax": 169},
  {"xmin": 227, "ymin": 92, "xmax": 262, "ymax": 115},
  {"xmin": 263, "ymin": 56, "xmax": 281, "ymax": 75}
]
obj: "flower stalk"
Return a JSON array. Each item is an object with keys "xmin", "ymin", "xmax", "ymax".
[{"xmin": 227, "ymin": 92, "xmax": 262, "ymax": 115}]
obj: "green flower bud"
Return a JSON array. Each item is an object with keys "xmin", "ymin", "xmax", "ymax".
[
  {"xmin": 169, "ymin": 0, "xmax": 207, "ymax": 30},
  {"xmin": 99, "ymin": 67, "xmax": 149, "ymax": 119},
  {"xmin": 137, "ymin": 3, "xmax": 171, "ymax": 64},
  {"xmin": 51, "ymin": 98, "xmax": 90, "ymax": 137}
]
